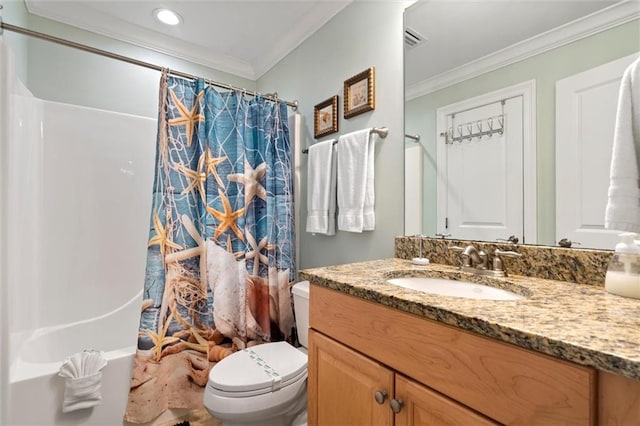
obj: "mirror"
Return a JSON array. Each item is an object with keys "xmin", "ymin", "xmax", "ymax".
[{"xmin": 404, "ymin": 0, "xmax": 640, "ymax": 248}]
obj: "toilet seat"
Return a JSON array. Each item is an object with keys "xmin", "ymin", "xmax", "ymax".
[
  {"xmin": 205, "ymin": 341, "xmax": 308, "ymax": 424},
  {"xmin": 204, "ymin": 283, "xmax": 310, "ymax": 425},
  {"xmin": 207, "ymin": 341, "xmax": 308, "ymax": 398}
]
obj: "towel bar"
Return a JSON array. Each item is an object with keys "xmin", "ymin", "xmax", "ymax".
[{"xmin": 302, "ymin": 127, "xmax": 388, "ymax": 154}]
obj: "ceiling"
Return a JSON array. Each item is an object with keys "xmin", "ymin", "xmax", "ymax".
[
  {"xmin": 22, "ymin": 0, "xmax": 639, "ymax": 86},
  {"xmin": 405, "ymin": 0, "xmax": 637, "ymax": 92},
  {"xmin": 24, "ymin": 0, "xmax": 353, "ymax": 80}
]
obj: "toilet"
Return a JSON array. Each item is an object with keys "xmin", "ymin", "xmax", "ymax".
[{"xmin": 204, "ymin": 281, "xmax": 310, "ymax": 426}]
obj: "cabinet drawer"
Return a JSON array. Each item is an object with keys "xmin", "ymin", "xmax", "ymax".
[{"xmin": 310, "ymin": 285, "xmax": 596, "ymax": 425}]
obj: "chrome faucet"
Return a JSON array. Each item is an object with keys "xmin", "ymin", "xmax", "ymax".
[
  {"xmin": 449, "ymin": 245, "xmax": 522, "ymax": 277},
  {"xmin": 461, "ymin": 245, "xmax": 488, "ymax": 269}
]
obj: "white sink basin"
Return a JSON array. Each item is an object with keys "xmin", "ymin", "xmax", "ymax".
[{"xmin": 386, "ymin": 277, "xmax": 525, "ymax": 301}]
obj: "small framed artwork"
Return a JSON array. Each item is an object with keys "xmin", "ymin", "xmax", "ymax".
[
  {"xmin": 314, "ymin": 95, "xmax": 339, "ymax": 138},
  {"xmin": 343, "ymin": 67, "xmax": 375, "ymax": 119}
]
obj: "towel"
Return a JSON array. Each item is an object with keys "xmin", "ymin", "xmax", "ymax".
[
  {"xmin": 306, "ymin": 139, "xmax": 337, "ymax": 235},
  {"xmin": 605, "ymin": 57, "xmax": 640, "ymax": 232},
  {"xmin": 58, "ymin": 350, "xmax": 107, "ymax": 413},
  {"xmin": 337, "ymin": 129, "xmax": 375, "ymax": 232}
]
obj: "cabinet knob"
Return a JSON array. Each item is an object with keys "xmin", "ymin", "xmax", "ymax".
[
  {"xmin": 390, "ymin": 398, "xmax": 404, "ymax": 413},
  {"xmin": 374, "ymin": 390, "xmax": 387, "ymax": 404}
]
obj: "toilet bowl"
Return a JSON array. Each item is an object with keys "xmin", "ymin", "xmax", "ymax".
[{"xmin": 204, "ymin": 281, "xmax": 310, "ymax": 426}]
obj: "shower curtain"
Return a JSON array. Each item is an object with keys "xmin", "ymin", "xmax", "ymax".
[{"xmin": 125, "ymin": 72, "xmax": 296, "ymax": 423}]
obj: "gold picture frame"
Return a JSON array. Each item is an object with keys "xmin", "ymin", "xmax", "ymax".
[
  {"xmin": 343, "ymin": 67, "xmax": 375, "ymax": 119},
  {"xmin": 314, "ymin": 95, "xmax": 339, "ymax": 139}
]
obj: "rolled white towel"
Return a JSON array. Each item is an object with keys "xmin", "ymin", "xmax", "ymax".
[
  {"xmin": 58, "ymin": 350, "xmax": 107, "ymax": 413},
  {"xmin": 61, "ymin": 372, "xmax": 104, "ymax": 413},
  {"xmin": 58, "ymin": 359, "xmax": 77, "ymax": 379}
]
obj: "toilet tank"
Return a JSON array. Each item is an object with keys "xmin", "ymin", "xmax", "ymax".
[{"xmin": 292, "ymin": 281, "xmax": 310, "ymax": 349}]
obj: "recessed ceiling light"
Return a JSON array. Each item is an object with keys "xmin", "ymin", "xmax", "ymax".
[{"xmin": 154, "ymin": 8, "xmax": 182, "ymax": 26}]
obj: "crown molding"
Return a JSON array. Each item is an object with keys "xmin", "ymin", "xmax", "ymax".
[
  {"xmin": 25, "ymin": 0, "xmax": 353, "ymax": 81},
  {"xmin": 406, "ymin": 1, "xmax": 640, "ymax": 100}
]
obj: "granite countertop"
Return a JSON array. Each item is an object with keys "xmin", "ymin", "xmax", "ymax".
[{"xmin": 299, "ymin": 258, "xmax": 640, "ymax": 381}]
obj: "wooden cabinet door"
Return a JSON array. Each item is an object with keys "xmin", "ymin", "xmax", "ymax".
[
  {"xmin": 308, "ymin": 329, "xmax": 394, "ymax": 426},
  {"xmin": 394, "ymin": 375, "xmax": 499, "ymax": 426},
  {"xmin": 598, "ymin": 371, "xmax": 640, "ymax": 425}
]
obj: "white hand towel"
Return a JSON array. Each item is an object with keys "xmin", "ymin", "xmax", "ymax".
[
  {"xmin": 58, "ymin": 350, "xmax": 107, "ymax": 413},
  {"xmin": 363, "ymin": 131, "xmax": 376, "ymax": 231},
  {"xmin": 337, "ymin": 129, "xmax": 375, "ymax": 232},
  {"xmin": 306, "ymin": 139, "xmax": 337, "ymax": 235},
  {"xmin": 61, "ymin": 372, "xmax": 104, "ymax": 413},
  {"xmin": 606, "ymin": 57, "xmax": 640, "ymax": 232}
]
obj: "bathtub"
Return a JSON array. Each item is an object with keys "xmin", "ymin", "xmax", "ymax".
[
  {"xmin": 6, "ymin": 289, "xmax": 142, "ymax": 426},
  {"xmin": 1, "ymin": 67, "xmax": 157, "ymax": 425}
]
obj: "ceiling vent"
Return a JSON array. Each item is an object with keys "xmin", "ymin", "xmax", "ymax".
[{"xmin": 404, "ymin": 27, "xmax": 426, "ymax": 47}]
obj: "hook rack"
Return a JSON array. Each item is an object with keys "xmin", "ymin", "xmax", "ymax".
[{"xmin": 440, "ymin": 115, "xmax": 504, "ymax": 144}]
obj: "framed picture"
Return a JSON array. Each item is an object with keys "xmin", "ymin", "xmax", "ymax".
[
  {"xmin": 343, "ymin": 67, "xmax": 375, "ymax": 119},
  {"xmin": 314, "ymin": 95, "xmax": 339, "ymax": 138}
]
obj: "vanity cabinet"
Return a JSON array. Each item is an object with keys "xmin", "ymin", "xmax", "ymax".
[
  {"xmin": 308, "ymin": 329, "xmax": 496, "ymax": 426},
  {"xmin": 308, "ymin": 284, "xmax": 597, "ymax": 425}
]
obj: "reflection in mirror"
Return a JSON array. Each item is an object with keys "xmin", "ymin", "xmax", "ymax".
[{"xmin": 404, "ymin": 0, "xmax": 640, "ymax": 249}]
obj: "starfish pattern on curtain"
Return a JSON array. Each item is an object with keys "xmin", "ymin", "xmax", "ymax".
[{"xmin": 125, "ymin": 72, "xmax": 296, "ymax": 424}]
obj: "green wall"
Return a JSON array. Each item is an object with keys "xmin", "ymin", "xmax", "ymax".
[
  {"xmin": 259, "ymin": 1, "xmax": 407, "ymax": 268},
  {"xmin": 406, "ymin": 19, "xmax": 640, "ymax": 245}
]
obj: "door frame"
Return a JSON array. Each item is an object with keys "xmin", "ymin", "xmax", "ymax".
[{"xmin": 436, "ymin": 80, "xmax": 537, "ymax": 244}]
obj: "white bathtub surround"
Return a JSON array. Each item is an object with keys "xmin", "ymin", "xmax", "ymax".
[
  {"xmin": 8, "ymin": 292, "xmax": 142, "ymax": 424},
  {"xmin": 10, "ymin": 346, "xmax": 136, "ymax": 425},
  {"xmin": 1, "ymin": 42, "xmax": 156, "ymax": 425}
]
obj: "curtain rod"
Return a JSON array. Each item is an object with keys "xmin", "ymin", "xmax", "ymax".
[{"xmin": 0, "ymin": 19, "xmax": 299, "ymax": 110}]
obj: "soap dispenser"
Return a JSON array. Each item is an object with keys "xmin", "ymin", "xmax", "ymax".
[{"xmin": 605, "ymin": 232, "xmax": 640, "ymax": 299}]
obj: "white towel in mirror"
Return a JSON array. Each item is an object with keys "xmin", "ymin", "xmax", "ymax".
[{"xmin": 606, "ymin": 56, "xmax": 640, "ymax": 232}]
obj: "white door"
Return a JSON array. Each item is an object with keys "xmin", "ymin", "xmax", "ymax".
[
  {"xmin": 437, "ymin": 97, "xmax": 524, "ymax": 241},
  {"xmin": 405, "ymin": 143, "xmax": 423, "ymax": 235},
  {"xmin": 556, "ymin": 54, "xmax": 639, "ymax": 250}
]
